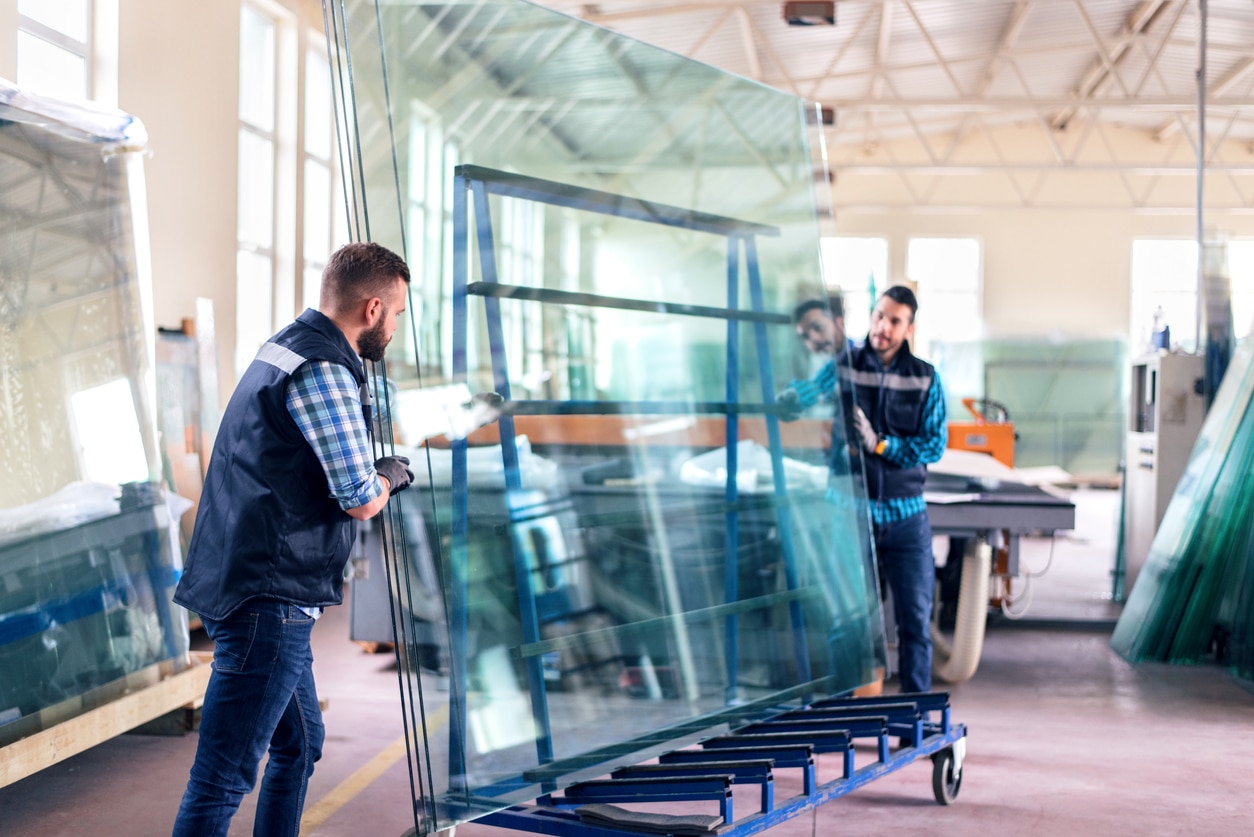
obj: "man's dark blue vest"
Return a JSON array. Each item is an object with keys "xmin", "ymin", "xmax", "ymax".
[
  {"xmin": 839, "ymin": 340, "xmax": 935, "ymax": 502},
  {"xmin": 174, "ymin": 309, "xmax": 366, "ymax": 620}
]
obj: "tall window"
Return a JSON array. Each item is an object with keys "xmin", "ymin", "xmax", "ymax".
[
  {"xmin": 17, "ymin": 0, "xmax": 89, "ymax": 100},
  {"xmin": 906, "ymin": 237, "xmax": 982, "ymax": 358},
  {"xmin": 499, "ymin": 197, "xmax": 545, "ymax": 393},
  {"xmin": 1130, "ymin": 239, "xmax": 1197, "ymax": 353},
  {"xmin": 1228, "ymin": 241, "xmax": 1254, "ymax": 342},
  {"xmin": 235, "ymin": 4, "xmax": 279, "ymax": 378},
  {"xmin": 819, "ymin": 236, "xmax": 887, "ymax": 345},
  {"xmin": 1132, "ymin": 239, "xmax": 1254, "ymax": 353},
  {"xmin": 302, "ymin": 42, "xmax": 345, "ymax": 313},
  {"xmin": 403, "ymin": 109, "xmax": 446, "ymax": 375}
]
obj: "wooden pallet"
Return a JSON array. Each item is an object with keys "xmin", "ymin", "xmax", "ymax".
[{"xmin": 0, "ymin": 651, "xmax": 213, "ymax": 788}]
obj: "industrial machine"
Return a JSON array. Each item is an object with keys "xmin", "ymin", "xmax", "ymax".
[
  {"xmin": 947, "ymin": 397, "xmax": 1016, "ymax": 468},
  {"xmin": 1121, "ymin": 352, "xmax": 1206, "ymax": 597}
]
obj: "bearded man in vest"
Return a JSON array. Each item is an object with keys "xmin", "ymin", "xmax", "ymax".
[
  {"xmin": 172, "ymin": 242, "xmax": 415, "ymax": 836},
  {"xmin": 780, "ymin": 286, "xmax": 946, "ymax": 696},
  {"xmin": 845, "ymin": 286, "xmax": 947, "ymax": 695}
]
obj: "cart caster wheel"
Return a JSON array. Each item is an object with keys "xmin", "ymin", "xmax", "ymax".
[{"xmin": 932, "ymin": 747, "xmax": 962, "ymax": 805}]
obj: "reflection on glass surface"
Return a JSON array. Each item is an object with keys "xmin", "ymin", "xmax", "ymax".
[
  {"xmin": 70, "ymin": 379, "xmax": 150, "ymax": 485},
  {"xmin": 0, "ymin": 83, "xmax": 189, "ymax": 747},
  {"xmin": 325, "ymin": 2, "xmax": 883, "ymax": 831}
]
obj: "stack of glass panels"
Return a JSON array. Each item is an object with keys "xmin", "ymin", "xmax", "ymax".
[
  {"xmin": 1111, "ymin": 332, "xmax": 1254, "ymax": 679},
  {"xmin": 0, "ymin": 81, "xmax": 189, "ymax": 749},
  {"xmin": 931, "ymin": 337, "xmax": 1127, "ymax": 474},
  {"xmin": 326, "ymin": 2, "xmax": 884, "ymax": 833}
]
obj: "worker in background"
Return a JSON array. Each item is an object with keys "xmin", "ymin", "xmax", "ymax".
[
  {"xmin": 781, "ymin": 286, "xmax": 946, "ymax": 696},
  {"xmin": 171, "ymin": 242, "xmax": 414, "ymax": 837}
]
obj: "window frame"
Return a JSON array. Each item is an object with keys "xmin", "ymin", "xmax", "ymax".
[{"xmin": 17, "ymin": 1, "xmax": 92, "ymax": 100}]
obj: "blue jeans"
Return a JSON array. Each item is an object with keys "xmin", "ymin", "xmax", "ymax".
[
  {"xmin": 875, "ymin": 511, "xmax": 935, "ymax": 694},
  {"xmin": 173, "ymin": 599, "xmax": 324, "ymax": 837}
]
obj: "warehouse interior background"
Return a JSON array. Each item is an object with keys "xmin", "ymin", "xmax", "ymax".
[{"xmin": 4, "ymin": 1, "xmax": 1254, "ymax": 835}]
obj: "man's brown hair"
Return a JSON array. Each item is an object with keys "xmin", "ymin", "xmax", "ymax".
[{"xmin": 320, "ymin": 242, "xmax": 410, "ymax": 311}]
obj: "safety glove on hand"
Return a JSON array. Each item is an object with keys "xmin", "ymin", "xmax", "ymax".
[
  {"xmin": 852, "ymin": 407, "xmax": 880, "ymax": 454},
  {"xmin": 776, "ymin": 388, "xmax": 802, "ymax": 421},
  {"xmin": 375, "ymin": 455, "xmax": 414, "ymax": 495}
]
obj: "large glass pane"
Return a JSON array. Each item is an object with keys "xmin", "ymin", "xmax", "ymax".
[
  {"xmin": 0, "ymin": 82, "xmax": 189, "ymax": 747},
  {"xmin": 326, "ymin": 2, "xmax": 883, "ymax": 832},
  {"xmin": 1111, "ymin": 331, "xmax": 1254, "ymax": 676}
]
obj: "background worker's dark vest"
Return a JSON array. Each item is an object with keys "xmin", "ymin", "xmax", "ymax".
[
  {"xmin": 173, "ymin": 309, "xmax": 367, "ymax": 620},
  {"xmin": 842, "ymin": 341, "xmax": 934, "ymax": 503}
]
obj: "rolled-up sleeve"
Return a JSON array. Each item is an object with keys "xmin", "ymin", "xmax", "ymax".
[{"xmin": 285, "ymin": 360, "xmax": 384, "ymax": 510}]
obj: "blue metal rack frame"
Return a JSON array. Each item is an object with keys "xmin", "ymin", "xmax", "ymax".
[
  {"xmin": 447, "ymin": 165, "xmax": 967, "ymax": 835},
  {"xmin": 477, "ymin": 690, "xmax": 966, "ymax": 836}
]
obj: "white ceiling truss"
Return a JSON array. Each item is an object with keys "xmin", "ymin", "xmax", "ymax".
[{"xmin": 534, "ymin": 0, "xmax": 1254, "ymax": 211}]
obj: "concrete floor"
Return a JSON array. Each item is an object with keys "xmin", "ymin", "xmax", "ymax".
[{"xmin": 4, "ymin": 489, "xmax": 1254, "ymax": 836}]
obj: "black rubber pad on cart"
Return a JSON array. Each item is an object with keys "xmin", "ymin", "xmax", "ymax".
[{"xmin": 575, "ymin": 803, "xmax": 723, "ymax": 835}]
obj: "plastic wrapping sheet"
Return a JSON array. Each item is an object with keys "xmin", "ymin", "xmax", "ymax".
[
  {"xmin": 326, "ymin": 2, "xmax": 884, "ymax": 832},
  {"xmin": 1111, "ymin": 335, "xmax": 1254, "ymax": 678},
  {"xmin": 0, "ymin": 80, "xmax": 188, "ymax": 745}
]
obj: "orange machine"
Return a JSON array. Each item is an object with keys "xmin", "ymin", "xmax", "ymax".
[{"xmin": 947, "ymin": 397, "xmax": 1015, "ymax": 468}]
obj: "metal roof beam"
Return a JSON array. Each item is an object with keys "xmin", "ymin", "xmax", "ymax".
[
  {"xmin": 1049, "ymin": 0, "xmax": 1173, "ymax": 130},
  {"xmin": 1154, "ymin": 56, "xmax": 1254, "ymax": 140},
  {"xmin": 948, "ymin": 1, "xmax": 1034, "ymax": 156}
]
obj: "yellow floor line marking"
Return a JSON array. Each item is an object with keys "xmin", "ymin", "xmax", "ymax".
[{"xmin": 301, "ymin": 702, "xmax": 450, "ymax": 834}]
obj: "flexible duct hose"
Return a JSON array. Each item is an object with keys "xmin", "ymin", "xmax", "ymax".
[{"xmin": 931, "ymin": 540, "xmax": 992, "ymax": 683}]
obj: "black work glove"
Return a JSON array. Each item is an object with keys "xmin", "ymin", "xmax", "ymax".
[
  {"xmin": 776, "ymin": 387, "xmax": 802, "ymax": 421},
  {"xmin": 375, "ymin": 455, "xmax": 414, "ymax": 496}
]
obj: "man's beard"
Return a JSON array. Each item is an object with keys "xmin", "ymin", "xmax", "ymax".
[{"xmin": 358, "ymin": 315, "xmax": 391, "ymax": 362}]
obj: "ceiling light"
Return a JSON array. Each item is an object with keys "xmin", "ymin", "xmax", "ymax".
[{"xmin": 783, "ymin": 2, "xmax": 835, "ymax": 26}]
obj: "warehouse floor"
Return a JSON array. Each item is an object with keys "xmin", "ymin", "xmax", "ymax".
[{"xmin": 4, "ymin": 489, "xmax": 1254, "ymax": 836}]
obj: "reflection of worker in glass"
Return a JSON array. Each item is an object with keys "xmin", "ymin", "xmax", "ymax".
[
  {"xmin": 777, "ymin": 294, "xmax": 854, "ymax": 419},
  {"xmin": 172, "ymin": 243, "xmax": 415, "ymax": 836},
  {"xmin": 794, "ymin": 295, "xmax": 848, "ymax": 356},
  {"xmin": 784, "ymin": 287, "xmax": 947, "ymax": 695}
]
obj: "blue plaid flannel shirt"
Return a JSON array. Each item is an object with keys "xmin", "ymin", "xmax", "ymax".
[
  {"xmin": 285, "ymin": 360, "xmax": 383, "ymax": 511},
  {"xmin": 789, "ymin": 359, "xmax": 947, "ymax": 525}
]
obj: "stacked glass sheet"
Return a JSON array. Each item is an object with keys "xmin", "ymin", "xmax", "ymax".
[
  {"xmin": 1111, "ymin": 331, "xmax": 1254, "ymax": 679},
  {"xmin": 0, "ymin": 81, "xmax": 189, "ymax": 748},
  {"xmin": 325, "ymin": 1, "xmax": 884, "ymax": 832},
  {"xmin": 932, "ymin": 337, "xmax": 1126, "ymax": 474}
]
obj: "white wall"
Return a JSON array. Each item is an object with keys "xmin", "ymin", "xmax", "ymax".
[
  {"xmin": 830, "ymin": 208, "xmax": 1254, "ymax": 342},
  {"xmin": 119, "ymin": 0, "xmax": 240, "ymax": 404},
  {"xmin": 113, "ymin": 0, "xmax": 325, "ymax": 406},
  {"xmin": 0, "ymin": 0, "xmax": 15, "ymax": 80},
  {"xmin": 828, "ymin": 121, "xmax": 1254, "ymax": 342}
]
